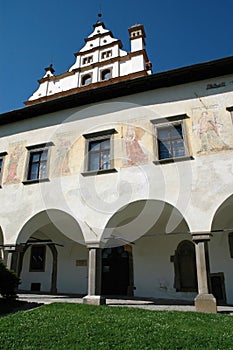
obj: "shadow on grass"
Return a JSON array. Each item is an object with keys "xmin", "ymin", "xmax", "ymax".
[{"xmin": 0, "ymin": 299, "xmax": 43, "ymax": 317}]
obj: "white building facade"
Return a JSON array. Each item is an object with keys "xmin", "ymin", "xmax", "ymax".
[{"xmin": 1, "ymin": 19, "xmax": 233, "ymax": 312}]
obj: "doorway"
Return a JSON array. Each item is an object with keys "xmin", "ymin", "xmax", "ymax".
[
  {"xmin": 210, "ymin": 273, "xmax": 226, "ymax": 305},
  {"xmin": 173, "ymin": 240, "xmax": 198, "ymax": 292},
  {"xmin": 102, "ymin": 246, "xmax": 132, "ymax": 296}
]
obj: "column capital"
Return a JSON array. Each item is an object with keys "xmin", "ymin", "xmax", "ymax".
[
  {"xmin": 86, "ymin": 241, "xmax": 104, "ymax": 249},
  {"xmin": 3, "ymin": 244, "xmax": 26, "ymax": 252},
  {"xmin": 3, "ymin": 245, "xmax": 17, "ymax": 252},
  {"xmin": 191, "ymin": 232, "xmax": 213, "ymax": 242}
]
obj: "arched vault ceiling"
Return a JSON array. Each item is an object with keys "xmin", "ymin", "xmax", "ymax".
[
  {"xmin": 102, "ymin": 200, "xmax": 190, "ymax": 247},
  {"xmin": 212, "ymin": 194, "xmax": 233, "ymax": 232},
  {"xmin": 16, "ymin": 209, "xmax": 85, "ymax": 245}
]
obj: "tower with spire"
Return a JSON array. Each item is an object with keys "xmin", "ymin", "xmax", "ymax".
[{"xmin": 26, "ymin": 17, "xmax": 152, "ymax": 105}]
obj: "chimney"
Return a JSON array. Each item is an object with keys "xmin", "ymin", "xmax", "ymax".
[{"xmin": 128, "ymin": 24, "xmax": 146, "ymax": 52}]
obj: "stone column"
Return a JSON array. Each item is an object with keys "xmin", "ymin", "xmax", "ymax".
[
  {"xmin": 10, "ymin": 244, "xmax": 27, "ymax": 277},
  {"xmin": 192, "ymin": 232, "xmax": 217, "ymax": 313},
  {"xmin": 3, "ymin": 246, "xmax": 16, "ymax": 270},
  {"xmin": 83, "ymin": 245, "xmax": 106, "ymax": 305}
]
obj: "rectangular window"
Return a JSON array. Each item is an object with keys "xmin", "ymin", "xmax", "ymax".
[
  {"xmin": 88, "ymin": 138, "xmax": 111, "ymax": 171},
  {"xmin": 28, "ymin": 149, "xmax": 48, "ymax": 180},
  {"xmin": 24, "ymin": 143, "xmax": 53, "ymax": 183},
  {"xmin": 152, "ymin": 115, "xmax": 190, "ymax": 163},
  {"xmin": 101, "ymin": 50, "xmax": 112, "ymax": 59},
  {"xmin": 157, "ymin": 124, "xmax": 185, "ymax": 159},
  {"xmin": 30, "ymin": 245, "xmax": 46, "ymax": 272},
  {"xmin": 0, "ymin": 152, "xmax": 7, "ymax": 187},
  {"xmin": 83, "ymin": 56, "xmax": 93, "ymax": 65},
  {"xmin": 83, "ymin": 129, "xmax": 117, "ymax": 175}
]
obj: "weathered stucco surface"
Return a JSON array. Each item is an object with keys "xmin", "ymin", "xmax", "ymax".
[{"xmin": 1, "ymin": 73, "xmax": 233, "ymax": 303}]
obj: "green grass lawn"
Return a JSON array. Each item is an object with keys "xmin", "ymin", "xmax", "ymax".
[{"xmin": 0, "ymin": 303, "xmax": 233, "ymax": 350}]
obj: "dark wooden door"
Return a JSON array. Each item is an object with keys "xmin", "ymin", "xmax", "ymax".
[{"xmin": 102, "ymin": 246, "xmax": 130, "ymax": 295}]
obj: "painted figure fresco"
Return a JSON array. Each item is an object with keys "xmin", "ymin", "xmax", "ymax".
[
  {"xmin": 53, "ymin": 138, "xmax": 71, "ymax": 177},
  {"xmin": 192, "ymin": 109, "xmax": 232, "ymax": 155},
  {"xmin": 124, "ymin": 126, "xmax": 148, "ymax": 166},
  {"xmin": 5, "ymin": 144, "xmax": 24, "ymax": 184}
]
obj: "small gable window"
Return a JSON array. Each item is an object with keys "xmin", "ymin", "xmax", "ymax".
[
  {"xmin": 83, "ymin": 56, "xmax": 93, "ymax": 65},
  {"xmin": 101, "ymin": 69, "xmax": 112, "ymax": 81},
  {"xmin": 101, "ymin": 50, "xmax": 112, "ymax": 59},
  {"xmin": 81, "ymin": 74, "xmax": 92, "ymax": 86}
]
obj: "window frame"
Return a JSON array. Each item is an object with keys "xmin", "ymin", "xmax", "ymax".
[
  {"xmin": 29, "ymin": 245, "xmax": 46, "ymax": 272},
  {"xmin": 23, "ymin": 142, "xmax": 53, "ymax": 184},
  {"xmin": 81, "ymin": 73, "xmax": 92, "ymax": 86},
  {"xmin": 0, "ymin": 152, "xmax": 7, "ymax": 187},
  {"xmin": 226, "ymin": 106, "xmax": 233, "ymax": 125},
  {"xmin": 100, "ymin": 68, "xmax": 112, "ymax": 81},
  {"xmin": 82, "ymin": 55, "xmax": 93, "ymax": 65},
  {"xmin": 101, "ymin": 50, "xmax": 112, "ymax": 60},
  {"xmin": 152, "ymin": 114, "xmax": 192, "ymax": 164},
  {"xmin": 82, "ymin": 129, "xmax": 118, "ymax": 176}
]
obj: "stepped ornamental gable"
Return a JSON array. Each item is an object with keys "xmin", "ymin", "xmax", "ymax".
[{"xmin": 26, "ymin": 19, "xmax": 152, "ymax": 105}]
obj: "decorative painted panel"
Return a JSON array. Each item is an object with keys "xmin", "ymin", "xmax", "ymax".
[{"xmin": 191, "ymin": 107, "xmax": 233, "ymax": 155}]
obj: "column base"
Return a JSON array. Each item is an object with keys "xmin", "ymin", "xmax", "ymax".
[
  {"xmin": 195, "ymin": 293, "xmax": 217, "ymax": 313},
  {"xmin": 83, "ymin": 295, "xmax": 106, "ymax": 306}
]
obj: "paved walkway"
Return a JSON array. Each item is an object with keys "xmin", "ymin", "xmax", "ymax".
[{"xmin": 17, "ymin": 293, "xmax": 233, "ymax": 314}]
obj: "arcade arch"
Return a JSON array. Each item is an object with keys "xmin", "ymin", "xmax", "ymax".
[
  {"xmin": 15, "ymin": 209, "xmax": 88, "ymax": 294},
  {"xmin": 101, "ymin": 200, "xmax": 194, "ymax": 299}
]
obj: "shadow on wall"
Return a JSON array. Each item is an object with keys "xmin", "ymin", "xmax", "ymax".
[{"xmin": 0, "ymin": 82, "xmax": 230, "ymax": 138}]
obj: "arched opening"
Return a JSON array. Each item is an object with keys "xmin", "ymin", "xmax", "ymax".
[
  {"xmin": 16, "ymin": 209, "xmax": 87, "ymax": 294},
  {"xmin": 81, "ymin": 74, "xmax": 92, "ymax": 86},
  {"xmin": 172, "ymin": 240, "xmax": 197, "ymax": 292},
  {"xmin": 211, "ymin": 194, "xmax": 233, "ymax": 232},
  {"xmin": 101, "ymin": 69, "xmax": 111, "ymax": 81},
  {"xmin": 101, "ymin": 200, "xmax": 192, "ymax": 300},
  {"xmin": 209, "ymin": 194, "xmax": 233, "ymax": 304}
]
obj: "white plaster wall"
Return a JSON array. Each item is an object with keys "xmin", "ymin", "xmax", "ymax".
[
  {"xmin": 120, "ymin": 60, "xmax": 132, "ymax": 76},
  {"xmin": 1, "ymin": 75, "xmax": 233, "ymax": 245},
  {"xmin": 61, "ymin": 75, "xmax": 78, "ymax": 91},
  {"xmin": 131, "ymin": 55, "xmax": 145, "ymax": 72},
  {"xmin": 131, "ymin": 38, "xmax": 144, "ymax": 52},
  {"xmin": 19, "ymin": 242, "xmax": 88, "ymax": 294},
  {"xmin": 2, "ymin": 72, "xmax": 233, "ymax": 300},
  {"xmin": 57, "ymin": 242, "xmax": 88, "ymax": 294},
  {"xmin": 133, "ymin": 235, "xmax": 197, "ymax": 300},
  {"xmin": 20, "ymin": 246, "xmax": 53, "ymax": 292}
]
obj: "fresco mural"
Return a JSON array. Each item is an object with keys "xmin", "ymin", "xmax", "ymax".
[
  {"xmin": 192, "ymin": 107, "xmax": 233, "ymax": 155},
  {"xmin": 53, "ymin": 136, "xmax": 71, "ymax": 177},
  {"xmin": 124, "ymin": 126, "xmax": 148, "ymax": 166},
  {"xmin": 4, "ymin": 143, "xmax": 25, "ymax": 185}
]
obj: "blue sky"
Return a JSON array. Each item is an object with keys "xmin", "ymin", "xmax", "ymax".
[{"xmin": 1, "ymin": 0, "xmax": 233, "ymax": 113}]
